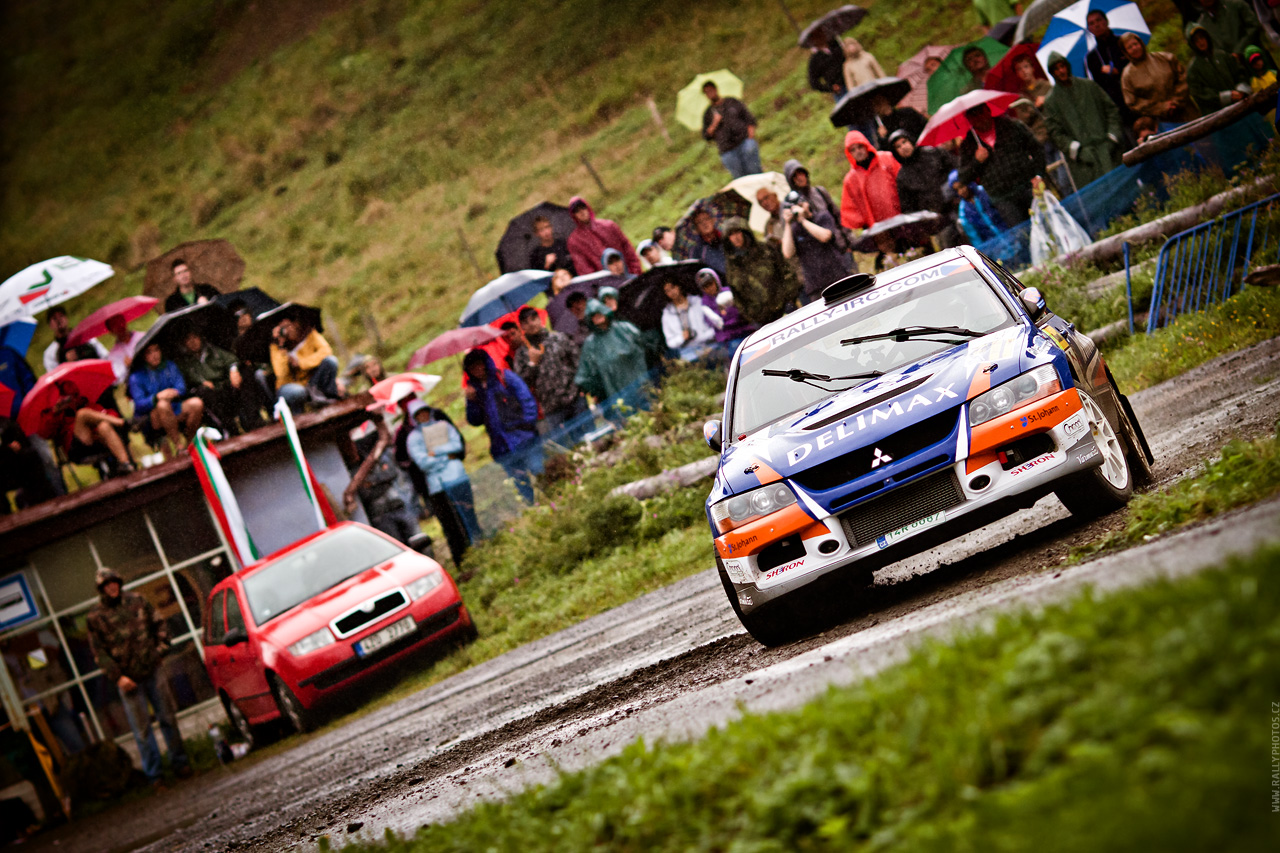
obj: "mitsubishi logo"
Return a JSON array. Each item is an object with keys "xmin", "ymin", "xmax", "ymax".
[{"xmin": 871, "ymin": 447, "xmax": 892, "ymax": 469}]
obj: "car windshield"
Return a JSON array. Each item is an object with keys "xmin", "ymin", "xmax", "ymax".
[
  {"xmin": 241, "ymin": 526, "xmax": 404, "ymax": 625},
  {"xmin": 730, "ymin": 268, "xmax": 1014, "ymax": 438}
]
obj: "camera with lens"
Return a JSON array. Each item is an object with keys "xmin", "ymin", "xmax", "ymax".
[{"xmin": 782, "ymin": 190, "xmax": 806, "ymax": 218}]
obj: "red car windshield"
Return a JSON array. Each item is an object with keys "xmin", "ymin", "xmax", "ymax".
[{"xmin": 241, "ymin": 526, "xmax": 404, "ymax": 625}]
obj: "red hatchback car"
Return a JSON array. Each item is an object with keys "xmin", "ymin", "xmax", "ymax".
[{"xmin": 202, "ymin": 521, "xmax": 475, "ymax": 745}]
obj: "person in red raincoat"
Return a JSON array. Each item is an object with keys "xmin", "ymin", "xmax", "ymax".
[
  {"xmin": 840, "ymin": 130, "xmax": 902, "ymax": 232},
  {"xmin": 565, "ymin": 196, "xmax": 641, "ymax": 275}
]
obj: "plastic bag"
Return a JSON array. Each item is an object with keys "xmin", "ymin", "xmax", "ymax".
[{"xmin": 1029, "ymin": 188, "xmax": 1091, "ymax": 265}]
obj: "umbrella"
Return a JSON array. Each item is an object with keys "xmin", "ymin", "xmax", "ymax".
[
  {"xmin": 917, "ymin": 89, "xmax": 1021, "ymax": 147},
  {"xmin": 675, "ymin": 70, "xmax": 743, "ymax": 132},
  {"xmin": 547, "ymin": 275, "xmax": 620, "ymax": 327},
  {"xmin": 0, "ymin": 256, "xmax": 115, "ymax": 328},
  {"xmin": 988, "ymin": 15, "xmax": 1022, "ymax": 46},
  {"xmin": 0, "ymin": 317, "xmax": 38, "ymax": 356},
  {"xmin": 215, "ymin": 287, "xmax": 280, "ymax": 318},
  {"xmin": 408, "ymin": 326, "xmax": 503, "ymax": 369},
  {"xmin": 65, "ymin": 295, "xmax": 159, "ymax": 349},
  {"xmin": 1037, "ymin": 0, "xmax": 1149, "ymax": 80},
  {"xmin": 0, "ymin": 383, "xmax": 14, "ymax": 420},
  {"xmin": 459, "ymin": 270, "xmax": 553, "ymax": 328},
  {"xmin": 1015, "ymin": 0, "xmax": 1083, "ymax": 44},
  {"xmin": 370, "ymin": 373, "xmax": 443, "ymax": 404},
  {"xmin": 143, "ymin": 239, "xmax": 246, "ymax": 300},
  {"xmin": 494, "ymin": 201, "xmax": 576, "ymax": 275},
  {"xmin": 849, "ymin": 212, "xmax": 945, "ymax": 252},
  {"xmin": 797, "ymin": 5, "xmax": 868, "ymax": 48},
  {"xmin": 672, "ymin": 190, "xmax": 753, "ymax": 261},
  {"xmin": 897, "ymin": 44, "xmax": 956, "ymax": 116},
  {"xmin": 830, "ymin": 77, "xmax": 913, "ymax": 128},
  {"xmin": 927, "ymin": 38, "xmax": 1009, "ymax": 114},
  {"xmin": 234, "ymin": 302, "xmax": 324, "ymax": 364},
  {"xmin": 983, "ymin": 42, "xmax": 1046, "ymax": 94},
  {"xmin": 131, "ymin": 301, "xmax": 238, "ymax": 360},
  {"xmin": 615, "ymin": 261, "xmax": 703, "ymax": 331},
  {"xmin": 721, "ymin": 171, "xmax": 791, "ymax": 235},
  {"xmin": 17, "ymin": 359, "xmax": 118, "ymax": 439}
]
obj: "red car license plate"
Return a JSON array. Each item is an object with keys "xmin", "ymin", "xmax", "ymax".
[{"xmin": 354, "ymin": 616, "xmax": 415, "ymax": 657}]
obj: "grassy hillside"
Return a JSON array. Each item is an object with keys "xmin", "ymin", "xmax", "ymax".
[{"xmin": 0, "ymin": 0, "xmax": 1187, "ymax": 424}]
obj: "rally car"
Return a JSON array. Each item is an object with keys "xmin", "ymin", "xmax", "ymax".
[{"xmin": 704, "ymin": 246, "xmax": 1153, "ymax": 646}]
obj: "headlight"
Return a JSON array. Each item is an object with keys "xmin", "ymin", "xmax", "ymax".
[
  {"xmin": 710, "ymin": 482, "xmax": 797, "ymax": 534},
  {"xmin": 968, "ymin": 365, "xmax": 1062, "ymax": 426},
  {"xmin": 406, "ymin": 572, "xmax": 444, "ymax": 599},
  {"xmin": 288, "ymin": 628, "xmax": 335, "ymax": 657}
]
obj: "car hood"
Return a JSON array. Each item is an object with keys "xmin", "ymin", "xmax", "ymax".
[{"xmin": 716, "ymin": 324, "xmax": 1056, "ymax": 499}]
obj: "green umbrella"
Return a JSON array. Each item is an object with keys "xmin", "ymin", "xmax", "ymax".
[
  {"xmin": 675, "ymin": 69, "xmax": 744, "ymax": 132},
  {"xmin": 926, "ymin": 37, "xmax": 1008, "ymax": 114}
]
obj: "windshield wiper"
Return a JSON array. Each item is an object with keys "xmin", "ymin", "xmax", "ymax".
[
  {"xmin": 760, "ymin": 367, "xmax": 883, "ymax": 391},
  {"xmin": 841, "ymin": 325, "xmax": 985, "ymax": 346}
]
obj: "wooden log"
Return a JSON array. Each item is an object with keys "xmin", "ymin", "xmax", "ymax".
[
  {"xmin": 1122, "ymin": 83, "xmax": 1278, "ymax": 167},
  {"xmin": 610, "ymin": 455, "xmax": 719, "ymax": 500}
]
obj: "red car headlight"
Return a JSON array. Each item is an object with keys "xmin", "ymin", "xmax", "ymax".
[{"xmin": 288, "ymin": 628, "xmax": 335, "ymax": 657}]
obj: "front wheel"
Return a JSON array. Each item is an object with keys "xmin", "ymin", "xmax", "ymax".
[
  {"xmin": 718, "ymin": 558, "xmax": 797, "ymax": 647},
  {"xmin": 222, "ymin": 693, "xmax": 258, "ymax": 751},
  {"xmin": 270, "ymin": 674, "xmax": 318, "ymax": 734},
  {"xmin": 1055, "ymin": 388, "xmax": 1133, "ymax": 517}
]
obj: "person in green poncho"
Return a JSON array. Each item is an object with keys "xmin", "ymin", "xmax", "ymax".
[
  {"xmin": 1185, "ymin": 22, "xmax": 1253, "ymax": 114},
  {"xmin": 573, "ymin": 299, "xmax": 651, "ymax": 409},
  {"xmin": 1042, "ymin": 52, "xmax": 1123, "ymax": 189}
]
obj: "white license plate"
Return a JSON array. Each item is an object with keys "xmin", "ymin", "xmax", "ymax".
[
  {"xmin": 354, "ymin": 616, "xmax": 416, "ymax": 657},
  {"xmin": 875, "ymin": 511, "xmax": 946, "ymax": 549}
]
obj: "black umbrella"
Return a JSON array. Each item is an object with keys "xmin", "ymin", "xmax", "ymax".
[
  {"xmin": 547, "ymin": 272, "xmax": 628, "ymax": 337},
  {"xmin": 235, "ymin": 302, "xmax": 324, "ymax": 364},
  {"xmin": 988, "ymin": 15, "xmax": 1022, "ymax": 46},
  {"xmin": 615, "ymin": 261, "xmax": 702, "ymax": 331},
  {"xmin": 798, "ymin": 5, "xmax": 868, "ymax": 48},
  {"xmin": 850, "ymin": 211, "xmax": 944, "ymax": 252},
  {"xmin": 132, "ymin": 301, "xmax": 238, "ymax": 361},
  {"xmin": 494, "ymin": 201, "xmax": 576, "ymax": 274},
  {"xmin": 830, "ymin": 77, "xmax": 913, "ymax": 127},
  {"xmin": 215, "ymin": 286, "xmax": 280, "ymax": 319}
]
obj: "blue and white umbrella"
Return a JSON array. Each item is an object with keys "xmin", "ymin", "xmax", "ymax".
[
  {"xmin": 1035, "ymin": 0, "xmax": 1150, "ymax": 82},
  {"xmin": 0, "ymin": 317, "xmax": 38, "ymax": 355},
  {"xmin": 458, "ymin": 269, "xmax": 553, "ymax": 328}
]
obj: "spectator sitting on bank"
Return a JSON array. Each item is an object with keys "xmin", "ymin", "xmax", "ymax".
[
  {"xmin": 128, "ymin": 342, "xmax": 204, "ymax": 459},
  {"xmin": 870, "ymin": 93, "xmax": 927, "ymax": 150},
  {"xmin": 950, "ymin": 170, "xmax": 1009, "ymax": 244},
  {"xmin": 782, "ymin": 191, "xmax": 852, "ymax": 304},
  {"xmin": 176, "ymin": 328, "xmax": 264, "ymax": 434},
  {"xmin": 1186, "ymin": 22, "xmax": 1253, "ymax": 114},
  {"xmin": 841, "ymin": 130, "xmax": 902, "ymax": 232},
  {"xmin": 512, "ymin": 306, "xmax": 587, "ymax": 435},
  {"xmin": 104, "ymin": 314, "xmax": 144, "ymax": 383},
  {"xmin": 406, "ymin": 400, "xmax": 483, "ymax": 563},
  {"xmin": 163, "ymin": 258, "xmax": 220, "ymax": 314},
  {"xmin": 574, "ymin": 298, "xmax": 651, "ymax": 414},
  {"xmin": 1120, "ymin": 33, "xmax": 1200, "ymax": 123},
  {"xmin": 269, "ymin": 316, "xmax": 341, "ymax": 413},
  {"xmin": 957, "ymin": 103, "xmax": 1046, "ymax": 226},
  {"xmin": 601, "ymin": 248, "xmax": 634, "ymax": 282},
  {"xmin": 695, "ymin": 268, "xmax": 757, "ymax": 358},
  {"xmin": 723, "ymin": 216, "xmax": 802, "ymax": 326},
  {"xmin": 701, "ymin": 81, "xmax": 762, "ymax": 179},
  {"xmin": 681, "ymin": 209, "xmax": 728, "ymax": 280},
  {"xmin": 636, "ymin": 239, "xmax": 667, "ymax": 270},
  {"xmin": 598, "ymin": 286, "xmax": 620, "ymax": 313},
  {"xmin": 528, "ymin": 215, "xmax": 576, "ymax": 274},
  {"xmin": 661, "ymin": 280, "xmax": 718, "ymax": 362},
  {"xmin": 43, "ymin": 306, "xmax": 107, "ymax": 372},
  {"xmin": 1043, "ymin": 51, "xmax": 1124, "ymax": 188},
  {"xmin": 566, "ymin": 196, "xmax": 641, "ymax": 275},
  {"xmin": 0, "ymin": 417, "xmax": 58, "ymax": 513},
  {"xmin": 463, "ymin": 349, "xmax": 542, "ymax": 504},
  {"xmin": 1245, "ymin": 46, "xmax": 1278, "ymax": 120},
  {"xmin": 47, "ymin": 379, "xmax": 134, "ymax": 476},
  {"xmin": 808, "ymin": 28, "xmax": 847, "ymax": 99}
]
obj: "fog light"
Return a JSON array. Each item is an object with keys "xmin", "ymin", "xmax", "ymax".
[
  {"xmin": 818, "ymin": 539, "xmax": 839, "ymax": 554},
  {"xmin": 969, "ymin": 475, "xmax": 991, "ymax": 491}
]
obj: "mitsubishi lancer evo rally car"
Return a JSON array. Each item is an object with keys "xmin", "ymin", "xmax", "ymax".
[{"xmin": 703, "ymin": 246, "xmax": 1153, "ymax": 646}]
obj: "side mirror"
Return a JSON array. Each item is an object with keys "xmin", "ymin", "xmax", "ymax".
[
  {"xmin": 223, "ymin": 628, "xmax": 248, "ymax": 647},
  {"xmin": 704, "ymin": 420, "xmax": 723, "ymax": 453},
  {"xmin": 1019, "ymin": 287, "xmax": 1047, "ymax": 322},
  {"xmin": 408, "ymin": 532, "xmax": 435, "ymax": 558}
]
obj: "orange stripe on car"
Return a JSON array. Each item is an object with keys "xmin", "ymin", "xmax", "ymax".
[
  {"xmin": 969, "ymin": 388, "xmax": 1083, "ymax": 456},
  {"xmin": 714, "ymin": 503, "xmax": 821, "ymax": 559},
  {"xmin": 751, "ymin": 460, "xmax": 782, "ymax": 485},
  {"xmin": 965, "ymin": 450, "xmax": 1000, "ymax": 474},
  {"xmin": 966, "ymin": 365, "xmax": 995, "ymax": 400}
]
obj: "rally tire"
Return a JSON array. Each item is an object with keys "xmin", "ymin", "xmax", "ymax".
[
  {"xmin": 718, "ymin": 558, "xmax": 797, "ymax": 647},
  {"xmin": 270, "ymin": 674, "xmax": 318, "ymax": 734},
  {"xmin": 1113, "ymin": 384, "xmax": 1154, "ymax": 488},
  {"xmin": 222, "ymin": 693, "xmax": 257, "ymax": 752},
  {"xmin": 1055, "ymin": 388, "xmax": 1133, "ymax": 517}
]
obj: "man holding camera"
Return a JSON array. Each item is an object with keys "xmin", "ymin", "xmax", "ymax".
[{"xmin": 780, "ymin": 191, "xmax": 852, "ymax": 304}]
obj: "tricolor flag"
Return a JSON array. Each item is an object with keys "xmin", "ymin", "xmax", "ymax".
[
  {"xmin": 188, "ymin": 428, "xmax": 259, "ymax": 568},
  {"xmin": 274, "ymin": 399, "xmax": 337, "ymax": 533}
]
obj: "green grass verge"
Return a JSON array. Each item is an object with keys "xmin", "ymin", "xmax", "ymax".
[{"xmin": 322, "ymin": 543, "xmax": 1280, "ymax": 853}]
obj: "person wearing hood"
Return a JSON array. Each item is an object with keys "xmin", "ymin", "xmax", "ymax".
[
  {"xmin": 637, "ymin": 239, "xmax": 669, "ymax": 270},
  {"xmin": 869, "ymin": 93, "xmax": 927, "ymax": 150},
  {"xmin": 949, "ymin": 169, "xmax": 1009, "ymax": 244},
  {"xmin": 600, "ymin": 247, "xmax": 634, "ymax": 282},
  {"xmin": 1120, "ymin": 33, "xmax": 1200, "ymax": 122},
  {"xmin": 695, "ymin": 268, "xmax": 757, "ymax": 357},
  {"xmin": 1043, "ymin": 52, "xmax": 1123, "ymax": 188},
  {"xmin": 781, "ymin": 187, "xmax": 852, "ymax": 303},
  {"xmin": 680, "ymin": 208, "xmax": 729, "ymax": 280},
  {"xmin": 565, "ymin": 196, "xmax": 641, "ymax": 276},
  {"xmin": 722, "ymin": 216, "xmax": 801, "ymax": 326},
  {"xmin": 573, "ymin": 298, "xmax": 650, "ymax": 410},
  {"xmin": 1186, "ymin": 22, "xmax": 1253, "ymax": 114},
  {"xmin": 807, "ymin": 29, "xmax": 847, "ymax": 98},
  {"xmin": 841, "ymin": 38, "xmax": 886, "ymax": 92},
  {"xmin": 890, "ymin": 130, "xmax": 959, "ymax": 246},
  {"xmin": 1244, "ymin": 45, "xmax": 1278, "ymax": 121},
  {"xmin": 840, "ymin": 130, "xmax": 902, "ymax": 232},
  {"xmin": 406, "ymin": 399, "xmax": 482, "ymax": 562},
  {"xmin": 1195, "ymin": 0, "xmax": 1275, "ymax": 67},
  {"xmin": 701, "ymin": 81, "xmax": 762, "ymax": 179},
  {"xmin": 86, "ymin": 567, "xmax": 190, "ymax": 786},
  {"xmin": 957, "ymin": 104, "xmax": 1045, "ymax": 226},
  {"xmin": 784, "ymin": 159, "xmax": 841, "ymax": 226},
  {"xmin": 463, "ymin": 348, "xmax": 542, "ymax": 504}
]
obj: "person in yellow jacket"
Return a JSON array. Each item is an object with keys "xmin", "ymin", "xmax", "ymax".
[{"xmin": 269, "ymin": 316, "xmax": 341, "ymax": 412}]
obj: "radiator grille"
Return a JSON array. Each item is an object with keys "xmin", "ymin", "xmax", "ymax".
[
  {"xmin": 333, "ymin": 590, "xmax": 408, "ymax": 638},
  {"xmin": 840, "ymin": 470, "xmax": 964, "ymax": 546}
]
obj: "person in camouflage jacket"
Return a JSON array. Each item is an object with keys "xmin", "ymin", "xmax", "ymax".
[
  {"xmin": 511, "ymin": 307, "xmax": 587, "ymax": 432},
  {"xmin": 722, "ymin": 217, "xmax": 802, "ymax": 327},
  {"xmin": 87, "ymin": 567, "xmax": 190, "ymax": 784}
]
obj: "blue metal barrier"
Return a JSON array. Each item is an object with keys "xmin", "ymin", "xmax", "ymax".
[{"xmin": 1145, "ymin": 193, "xmax": 1280, "ymax": 334}]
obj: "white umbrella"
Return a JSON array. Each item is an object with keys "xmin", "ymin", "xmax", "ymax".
[
  {"xmin": 1035, "ymin": 0, "xmax": 1150, "ymax": 82},
  {"xmin": 721, "ymin": 171, "xmax": 791, "ymax": 234},
  {"xmin": 0, "ymin": 256, "xmax": 115, "ymax": 327}
]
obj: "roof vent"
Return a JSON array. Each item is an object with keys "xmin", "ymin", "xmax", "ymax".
[{"xmin": 822, "ymin": 273, "xmax": 877, "ymax": 305}]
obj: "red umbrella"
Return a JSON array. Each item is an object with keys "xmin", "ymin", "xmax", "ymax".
[
  {"xmin": 369, "ymin": 373, "xmax": 443, "ymax": 403},
  {"xmin": 18, "ymin": 359, "xmax": 118, "ymax": 438},
  {"xmin": 407, "ymin": 326, "xmax": 503, "ymax": 369},
  {"xmin": 0, "ymin": 382, "xmax": 14, "ymax": 418},
  {"xmin": 65, "ymin": 295, "xmax": 159, "ymax": 349},
  {"xmin": 916, "ymin": 89, "xmax": 1021, "ymax": 148},
  {"xmin": 983, "ymin": 42, "xmax": 1045, "ymax": 95}
]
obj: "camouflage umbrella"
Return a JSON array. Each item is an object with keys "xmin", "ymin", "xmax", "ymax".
[
  {"xmin": 672, "ymin": 190, "xmax": 753, "ymax": 261},
  {"xmin": 143, "ymin": 239, "xmax": 246, "ymax": 300}
]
